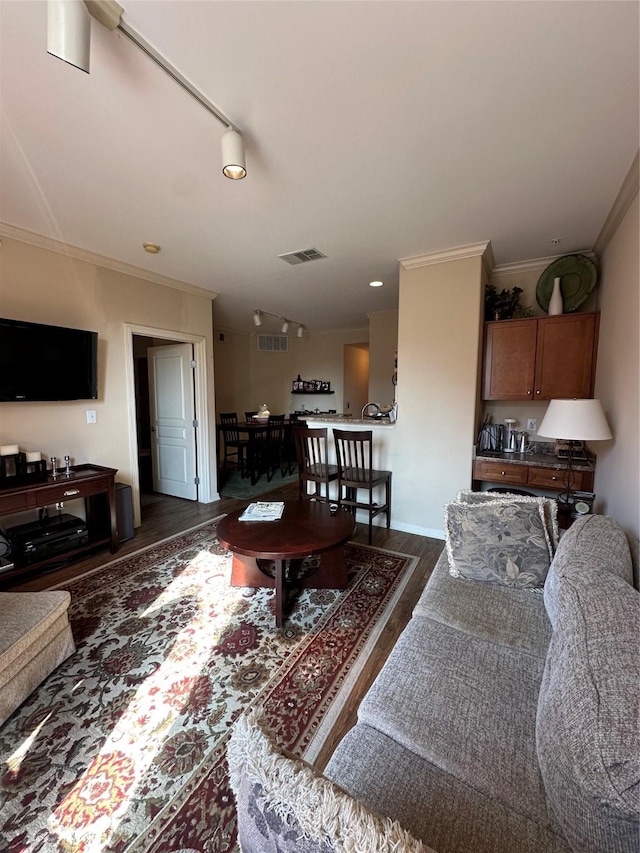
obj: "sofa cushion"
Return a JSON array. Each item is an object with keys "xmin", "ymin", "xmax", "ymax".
[
  {"xmin": 537, "ymin": 566, "xmax": 640, "ymax": 853},
  {"xmin": 357, "ymin": 615, "xmax": 555, "ymax": 829},
  {"xmin": 326, "ymin": 723, "xmax": 571, "ymax": 853},
  {"xmin": 444, "ymin": 499, "xmax": 553, "ymax": 589},
  {"xmin": 414, "ymin": 550, "xmax": 552, "ymax": 657},
  {"xmin": 456, "ymin": 490, "xmax": 559, "ymax": 549},
  {"xmin": 544, "ymin": 515, "xmax": 633, "ymax": 628},
  {"xmin": 227, "ymin": 710, "xmax": 433, "ymax": 853}
]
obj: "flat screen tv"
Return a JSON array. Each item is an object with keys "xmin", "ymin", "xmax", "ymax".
[{"xmin": 0, "ymin": 317, "xmax": 98, "ymax": 402}]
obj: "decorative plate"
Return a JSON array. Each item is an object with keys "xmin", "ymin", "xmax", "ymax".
[{"xmin": 536, "ymin": 254, "xmax": 598, "ymax": 313}]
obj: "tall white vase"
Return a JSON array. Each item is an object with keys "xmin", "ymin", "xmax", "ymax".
[{"xmin": 548, "ymin": 276, "xmax": 563, "ymax": 316}]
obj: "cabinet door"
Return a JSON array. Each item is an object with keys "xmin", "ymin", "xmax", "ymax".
[
  {"xmin": 534, "ymin": 313, "xmax": 598, "ymax": 400},
  {"xmin": 483, "ymin": 319, "xmax": 537, "ymax": 400}
]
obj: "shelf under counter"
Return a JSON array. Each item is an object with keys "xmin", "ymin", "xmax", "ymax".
[{"xmin": 473, "ymin": 450, "xmax": 595, "ymax": 492}]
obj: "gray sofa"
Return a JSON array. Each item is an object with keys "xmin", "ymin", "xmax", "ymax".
[{"xmin": 324, "ymin": 513, "xmax": 639, "ymax": 853}]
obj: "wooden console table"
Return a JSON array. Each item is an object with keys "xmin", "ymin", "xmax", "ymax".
[{"xmin": 0, "ymin": 464, "xmax": 118, "ymax": 584}]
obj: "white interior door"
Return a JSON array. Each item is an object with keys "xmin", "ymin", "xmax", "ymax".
[{"xmin": 148, "ymin": 344, "xmax": 198, "ymax": 500}]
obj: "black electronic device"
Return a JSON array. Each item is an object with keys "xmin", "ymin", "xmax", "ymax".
[
  {"xmin": 0, "ymin": 317, "xmax": 98, "ymax": 402},
  {"xmin": 5, "ymin": 513, "xmax": 89, "ymax": 565}
]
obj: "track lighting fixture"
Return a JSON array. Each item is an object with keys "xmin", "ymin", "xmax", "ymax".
[
  {"xmin": 253, "ymin": 310, "xmax": 304, "ymax": 337},
  {"xmin": 221, "ymin": 128, "xmax": 247, "ymax": 180},
  {"xmin": 47, "ymin": 0, "xmax": 91, "ymax": 72},
  {"xmin": 47, "ymin": 0, "xmax": 247, "ymax": 179}
]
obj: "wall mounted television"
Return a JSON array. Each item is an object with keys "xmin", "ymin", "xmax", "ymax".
[{"xmin": 0, "ymin": 317, "xmax": 98, "ymax": 402}]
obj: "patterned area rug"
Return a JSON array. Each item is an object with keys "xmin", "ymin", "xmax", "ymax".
[{"xmin": 0, "ymin": 518, "xmax": 419, "ymax": 853}]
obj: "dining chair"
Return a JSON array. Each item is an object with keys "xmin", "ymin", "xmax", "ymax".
[
  {"xmin": 245, "ymin": 410, "xmax": 258, "ymax": 421},
  {"xmin": 293, "ymin": 426, "xmax": 338, "ymax": 502},
  {"xmin": 219, "ymin": 412, "xmax": 250, "ymax": 477},
  {"xmin": 262, "ymin": 414, "xmax": 287, "ymax": 481},
  {"xmin": 332, "ymin": 428, "xmax": 392, "ymax": 544}
]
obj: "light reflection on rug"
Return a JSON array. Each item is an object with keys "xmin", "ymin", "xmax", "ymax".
[{"xmin": 0, "ymin": 518, "xmax": 419, "ymax": 853}]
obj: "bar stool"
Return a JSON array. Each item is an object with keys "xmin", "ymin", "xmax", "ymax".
[
  {"xmin": 294, "ymin": 426, "xmax": 338, "ymax": 502},
  {"xmin": 333, "ymin": 428, "xmax": 392, "ymax": 544},
  {"xmin": 219, "ymin": 413, "xmax": 250, "ymax": 477}
]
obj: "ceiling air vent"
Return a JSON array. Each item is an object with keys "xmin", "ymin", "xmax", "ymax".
[
  {"xmin": 278, "ymin": 247, "xmax": 327, "ymax": 266},
  {"xmin": 258, "ymin": 334, "xmax": 289, "ymax": 352}
]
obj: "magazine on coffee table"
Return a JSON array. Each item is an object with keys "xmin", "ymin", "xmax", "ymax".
[{"xmin": 238, "ymin": 501, "xmax": 285, "ymax": 522}]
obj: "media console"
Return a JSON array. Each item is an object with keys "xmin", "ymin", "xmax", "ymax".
[{"xmin": 0, "ymin": 464, "xmax": 118, "ymax": 586}]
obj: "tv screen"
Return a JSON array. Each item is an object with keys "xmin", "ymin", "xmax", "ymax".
[{"xmin": 0, "ymin": 317, "xmax": 98, "ymax": 402}]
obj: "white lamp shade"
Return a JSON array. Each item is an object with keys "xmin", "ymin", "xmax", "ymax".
[
  {"xmin": 537, "ymin": 399, "xmax": 612, "ymax": 441},
  {"xmin": 297, "ymin": 324, "xmax": 304, "ymax": 338},
  {"xmin": 47, "ymin": 0, "xmax": 91, "ymax": 73},
  {"xmin": 253, "ymin": 311, "xmax": 262, "ymax": 327},
  {"xmin": 281, "ymin": 320, "xmax": 289, "ymax": 334},
  {"xmin": 221, "ymin": 128, "xmax": 246, "ymax": 179}
]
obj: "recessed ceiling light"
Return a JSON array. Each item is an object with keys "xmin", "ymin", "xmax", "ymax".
[
  {"xmin": 369, "ymin": 280, "xmax": 384, "ymax": 287},
  {"xmin": 142, "ymin": 242, "xmax": 161, "ymax": 254}
]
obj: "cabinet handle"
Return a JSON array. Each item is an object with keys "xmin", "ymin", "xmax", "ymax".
[
  {"xmin": 63, "ymin": 489, "xmax": 80, "ymax": 497},
  {"xmin": 527, "ymin": 390, "xmax": 532, "ymax": 396},
  {"xmin": 536, "ymin": 390, "xmax": 541, "ymax": 395},
  {"xmin": 501, "ymin": 471, "xmax": 506, "ymax": 476},
  {"xmin": 551, "ymin": 476, "xmax": 557, "ymax": 481}
]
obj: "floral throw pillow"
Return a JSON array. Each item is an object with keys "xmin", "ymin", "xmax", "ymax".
[
  {"xmin": 444, "ymin": 500, "xmax": 554, "ymax": 589},
  {"xmin": 227, "ymin": 710, "xmax": 433, "ymax": 853},
  {"xmin": 456, "ymin": 490, "xmax": 559, "ymax": 550}
]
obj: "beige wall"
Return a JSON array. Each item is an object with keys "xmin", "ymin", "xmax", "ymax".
[
  {"xmin": 343, "ymin": 344, "xmax": 369, "ymax": 416},
  {"xmin": 0, "ymin": 237, "xmax": 215, "ymax": 524},
  {"xmin": 394, "ymin": 253, "xmax": 485, "ymax": 536},
  {"xmin": 212, "ymin": 322, "xmax": 369, "ymax": 418},
  {"xmin": 593, "ymin": 191, "xmax": 639, "ymax": 539},
  {"xmin": 368, "ymin": 309, "xmax": 398, "ymax": 408}
]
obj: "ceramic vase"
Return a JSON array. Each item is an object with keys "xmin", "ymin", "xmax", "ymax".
[{"xmin": 548, "ymin": 276, "xmax": 563, "ymax": 315}]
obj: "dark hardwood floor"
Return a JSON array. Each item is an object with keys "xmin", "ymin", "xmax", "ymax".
[{"xmin": 5, "ymin": 478, "xmax": 444, "ymax": 771}]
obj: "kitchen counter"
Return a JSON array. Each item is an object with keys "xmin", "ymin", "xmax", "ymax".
[
  {"xmin": 305, "ymin": 415, "xmax": 394, "ymax": 427},
  {"xmin": 474, "ymin": 448, "xmax": 594, "ymax": 472}
]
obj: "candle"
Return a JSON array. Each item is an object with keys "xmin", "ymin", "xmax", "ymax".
[
  {"xmin": 0, "ymin": 444, "xmax": 19, "ymax": 456},
  {"xmin": 25, "ymin": 451, "xmax": 41, "ymax": 463}
]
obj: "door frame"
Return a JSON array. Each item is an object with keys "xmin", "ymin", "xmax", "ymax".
[{"xmin": 124, "ymin": 323, "xmax": 214, "ymax": 527}]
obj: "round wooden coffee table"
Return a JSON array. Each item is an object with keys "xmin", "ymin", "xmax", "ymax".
[{"xmin": 217, "ymin": 501, "xmax": 355, "ymax": 627}]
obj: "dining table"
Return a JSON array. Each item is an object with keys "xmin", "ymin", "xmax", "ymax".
[{"xmin": 235, "ymin": 417, "xmax": 296, "ymax": 485}]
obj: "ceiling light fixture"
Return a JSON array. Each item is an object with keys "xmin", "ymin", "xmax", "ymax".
[
  {"xmin": 142, "ymin": 242, "xmax": 161, "ymax": 254},
  {"xmin": 369, "ymin": 280, "xmax": 384, "ymax": 287},
  {"xmin": 47, "ymin": 0, "xmax": 91, "ymax": 72},
  {"xmin": 47, "ymin": 0, "xmax": 247, "ymax": 179},
  {"xmin": 253, "ymin": 310, "xmax": 304, "ymax": 336}
]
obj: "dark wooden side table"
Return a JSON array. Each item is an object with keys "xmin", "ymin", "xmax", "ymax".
[{"xmin": 217, "ymin": 500, "xmax": 355, "ymax": 627}]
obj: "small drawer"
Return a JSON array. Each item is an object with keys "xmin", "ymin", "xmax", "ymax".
[
  {"xmin": 473, "ymin": 460, "xmax": 529, "ymax": 485},
  {"xmin": 528, "ymin": 466, "xmax": 593, "ymax": 492},
  {"xmin": 35, "ymin": 478, "xmax": 103, "ymax": 505}
]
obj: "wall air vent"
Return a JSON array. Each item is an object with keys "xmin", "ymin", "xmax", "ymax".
[
  {"xmin": 278, "ymin": 247, "xmax": 327, "ymax": 265},
  {"xmin": 258, "ymin": 334, "xmax": 289, "ymax": 352}
]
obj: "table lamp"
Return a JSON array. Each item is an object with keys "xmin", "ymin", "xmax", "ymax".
[{"xmin": 537, "ymin": 399, "xmax": 612, "ymax": 506}]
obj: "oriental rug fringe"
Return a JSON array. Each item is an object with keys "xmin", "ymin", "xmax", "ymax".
[{"xmin": 0, "ymin": 518, "xmax": 418, "ymax": 853}]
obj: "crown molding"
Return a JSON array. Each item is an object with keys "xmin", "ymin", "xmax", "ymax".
[
  {"xmin": 490, "ymin": 249, "xmax": 597, "ymax": 278},
  {"xmin": 0, "ymin": 222, "xmax": 218, "ymax": 301},
  {"xmin": 400, "ymin": 241, "xmax": 494, "ymax": 274},
  {"xmin": 592, "ymin": 150, "xmax": 639, "ymax": 258}
]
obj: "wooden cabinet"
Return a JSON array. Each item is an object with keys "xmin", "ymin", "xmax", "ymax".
[
  {"xmin": 0, "ymin": 464, "xmax": 118, "ymax": 585},
  {"xmin": 483, "ymin": 313, "xmax": 599, "ymax": 401},
  {"xmin": 472, "ymin": 458, "xmax": 594, "ymax": 493}
]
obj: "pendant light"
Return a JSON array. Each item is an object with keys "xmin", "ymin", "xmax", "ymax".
[{"xmin": 253, "ymin": 310, "xmax": 263, "ymax": 327}]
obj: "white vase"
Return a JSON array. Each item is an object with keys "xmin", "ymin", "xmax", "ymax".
[{"xmin": 548, "ymin": 277, "xmax": 563, "ymax": 315}]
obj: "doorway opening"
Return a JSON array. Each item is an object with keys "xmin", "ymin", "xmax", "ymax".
[{"xmin": 125, "ymin": 324, "xmax": 212, "ymax": 528}]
